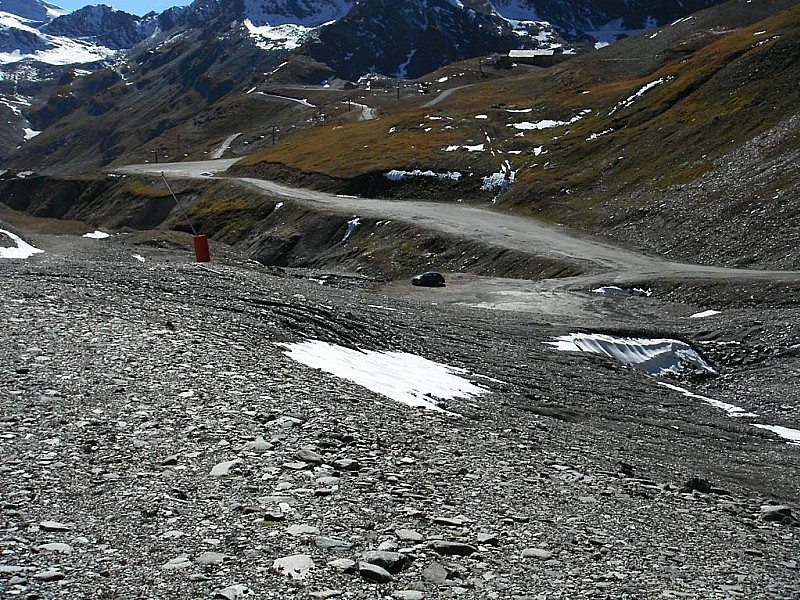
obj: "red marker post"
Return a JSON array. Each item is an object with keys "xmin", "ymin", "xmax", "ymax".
[
  {"xmin": 193, "ymin": 234, "xmax": 211, "ymax": 262},
  {"xmin": 161, "ymin": 172, "xmax": 211, "ymax": 262}
]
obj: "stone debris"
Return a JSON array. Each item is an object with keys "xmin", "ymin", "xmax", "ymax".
[{"xmin": 0, "ymin": 231, "xmax": 798, "ymax": 600}]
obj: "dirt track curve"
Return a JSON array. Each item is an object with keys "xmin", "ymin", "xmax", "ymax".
[{"xmin": 115, "ymin": 159, "xmax": 800, "ymax": 294}]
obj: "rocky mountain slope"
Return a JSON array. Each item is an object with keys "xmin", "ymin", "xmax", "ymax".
[
  {"xmin": 0, "ymin": 0, "xmax": 735, "ymax": 169},
  {"xmin": 230, "ymin": 0, "xmax": 800, "ymax": 271}
]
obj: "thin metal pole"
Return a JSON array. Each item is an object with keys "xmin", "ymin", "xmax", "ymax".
[{"xmin": 161, "ymin": 172, "xmax": 198, "ymax": 236}]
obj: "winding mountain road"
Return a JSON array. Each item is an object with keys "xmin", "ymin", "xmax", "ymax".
[{"xmin": 115, "ymin": 159, "xmax": 800, "ymax": 306}]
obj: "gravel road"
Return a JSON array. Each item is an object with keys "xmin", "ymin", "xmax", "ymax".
[{"xmin": 116, "ymin": 161, "xmax": 800, "ymax": 285}]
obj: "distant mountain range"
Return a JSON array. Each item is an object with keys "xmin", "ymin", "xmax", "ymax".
[{"xmin": 0, "ymin": 0, "xmax": 742, "ymax": 170}]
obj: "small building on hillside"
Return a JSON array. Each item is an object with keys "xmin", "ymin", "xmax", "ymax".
[{"xmin": 508, "ymin": 49, "xmax": 565, "ymax": 68}]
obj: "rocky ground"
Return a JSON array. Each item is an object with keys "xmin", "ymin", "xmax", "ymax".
[{"xmin": 1, "ymin": 217, "xmax": 799, "ymax": 600}]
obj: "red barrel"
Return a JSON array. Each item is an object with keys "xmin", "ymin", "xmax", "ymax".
[{"xmin": 193, "ymin": 235, "xmax": 211, "ymax": 262}]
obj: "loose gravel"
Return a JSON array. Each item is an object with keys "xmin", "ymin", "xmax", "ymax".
[{"xmin": 1, "ymin": 226, "xmax": 799, "ymax": 600}]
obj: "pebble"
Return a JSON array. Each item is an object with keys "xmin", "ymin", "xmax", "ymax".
[{"xmin": 522, "ymin": 548, "xmax": 553, "ymax": 560}]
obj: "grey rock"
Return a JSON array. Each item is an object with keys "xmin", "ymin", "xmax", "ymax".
[
  {"xmin": 196, "ymin": 551, "xmax": 227, "ymax": 565},
  {"xmin": 162, "ymin": 556, "xmax": 192, "ymax": 570},
  {"xmin": 0, "ymin": 566, "xmax": 25, "ymax": 574},
  {"xmin": 160, "ymin": 454, "xmax": 179, "ymax": 466},
  {"xmin": 287, "ymin": 524, "xmax": 320, "ymax": 536},
  {"xmin": 358, "ymin": 561, "xmax": 393, "ymax": 583},
  {"xmin": 37, "ymin": 542, "xmax": 73, "ymax": 554},
  {"xmin": 314, "ymin": 536, "xmax": 352, "ymax": 550},
  {"xmin": 332, "ymin": 458, "xmax": 361, "ymax": 471},
  {"xmin": 309, "ymin": 591, "xmax": 342, "ymax": 599},
  {"xmin": 327, "ymin": 558, "xmax": 357, "ymax": 572},
  {"xmin": 361, "ymin": 550, "xmax": 411, "ymax": 573},
  {"xmin": 241, "ymin": 436, "xmax": 273, "ymax": 452},
  {"xmin": 209, "ymin": 459, "xmax": 242, "ymax": 477},
  {"xmin": 39, "ymin": 520, "xmax": 72, "ymax": 532},
  {"xmin": 522, "ymin": 548, "xmax": 553, "ymax": 560},
  {"xmin": 213, "ymin": 584, "xmax": 249, "ymax": 599},
  {"xmin": 760, "ymin": 504, "xmax": 797, "ymax": 524},
  {"xmin": 423, "ymin": 562, "xmax": 448, "ymax": 584},
  {"xmin": 429, "ymin": 541, "xmax": 478, "ymax": 556},
  {"xmin": 296, "ymin": 447, "xmax": 324, "ymax": 464},
  {"xmin": 33, "ymin": 568, "xmax": 65, "ymax": 581},
  {"xmin": 394, "ymin": 591, "xmax": 425, "ymax": 600},
  {"xmin": 476, "ymin": 532, "xmax": 499, "ymax": 546},
  {"xmin": 272, "ymin": 554, "xmax": 315, "ymax": 580},
  {"xmin": 396, "ymin": 528, "xmax": 424, "ymax": 542},
  {"xmin": 433, "ymin": 516, "xmax": 465, "ymax": 527},
  {"xmin": 282, "ymin": 461, "xmax": 310, "ymax": 470}
]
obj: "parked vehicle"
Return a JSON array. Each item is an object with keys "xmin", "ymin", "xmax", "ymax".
[{"xmin": 411, "ymin": 271, "xmax": 446, "ymax": 287}]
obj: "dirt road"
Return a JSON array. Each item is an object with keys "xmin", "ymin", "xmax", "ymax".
[{"xmin": 116, "ymin": 160, "xmax": 800, "ymax": 293}]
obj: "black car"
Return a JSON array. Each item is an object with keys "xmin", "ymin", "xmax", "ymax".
[{"xmin": 411, "ymin": 271, "xmax": 446, "ymax": 287}]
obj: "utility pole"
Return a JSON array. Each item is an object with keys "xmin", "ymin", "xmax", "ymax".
[{"xmin": 271, "ymin": 125, "xmax": 277, "ymax": 145}]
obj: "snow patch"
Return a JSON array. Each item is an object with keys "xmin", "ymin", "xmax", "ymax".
[
  {"xmin": 753, "ymin": 424, "xmax": 800, "ymax": 445},
  {"xmin": 548, "ymin": 333, "xmax": 715, "ymax": 376},
  {"xmin": 342, "ymin": 217, "xmax": 360, "ymax": 241},
  {"xmin": 658, "ymin": 382, "xmax": 756, "ymax": 418},
  {"xmin": 83, "ymin": 230, "xmax": 110, "ymax": 239},
  {"xmin": 279, "ymin": 340, "xmax": 489, "ymax": 413},
  {"xmin": 689, "ymin": 310, "xmax": 721, "ymax": 319},
  {"xmin": 0, "ymin": 228, "xmax": 43, "ymax": 259},
  {"xmin": 609, "ymin": 77, "xmax": 672, "ymax": 115},
  {"xmin": 587, "ymin": 129, "xmax": 613, "ymax": 141},
  {"xmin": 244, "ymin": 19, "xmax": 311, "ymax": 51},
  {"xmin": 385, "ymin": 169, "xmax": 461, "ymax": 182},
  {"xmin": 592, "ymin": 286, "xmax": 651, "ymax": 297},
  {"xmin": 509, "ymin": 109, "xmax": 590, "ymax": 131},
  {"xmin": 481, "ymin": 160, "xmax": 516, "ymax": 194}
]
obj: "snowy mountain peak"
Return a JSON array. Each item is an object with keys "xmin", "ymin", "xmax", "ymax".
[
  {"xmin": 0, "ymin": 0, "xmax": 68, "ymax": 24},
  {"xmin": 242, "ymin": 0, "xmax": 354, "ymax": 27},
  {"xmin": 41, "ymin": 4, "xmax": 146, "ymax": 50}
]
